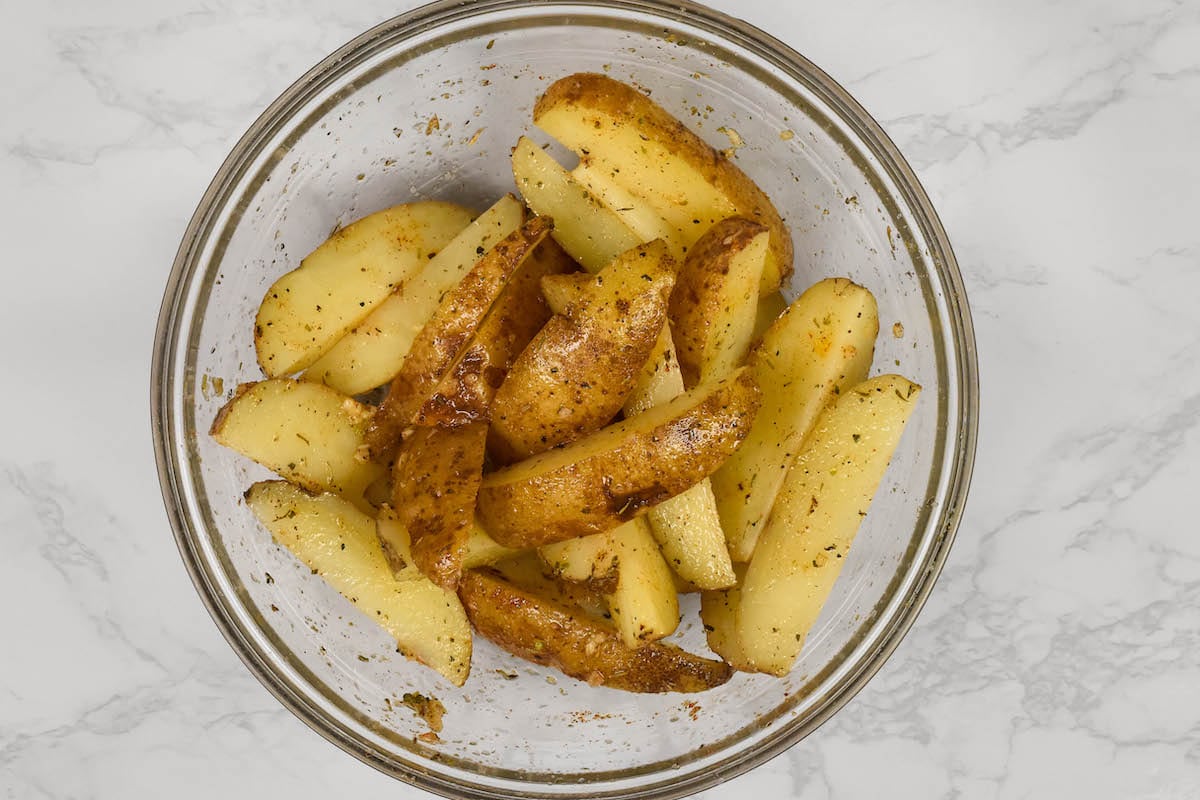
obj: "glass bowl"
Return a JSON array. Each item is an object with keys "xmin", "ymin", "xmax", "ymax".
[{"xmin": 151, "ymin": 0, "xmax": 978, "ymax": 797}]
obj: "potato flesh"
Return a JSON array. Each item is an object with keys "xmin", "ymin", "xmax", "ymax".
[
  {"xmin": 714, "ymin": 278, "xmax": 879, "ymax": 562},
  {"xmin": 489, "ymin": 240, "xmax": 675, "ymax": 463},
  {"xmin": 255, "ymin": 201, "xmax": 473, "ymax": 376},
  {"xmin": 540, "ymin": 531, "xmax": 617, "ymax": 583},
  {"xmin": 605, "ymin": 519, "xmax": 680, "ymax": 647},
  {"xmin": 209, "ymin": 379, "xmax": 383, "ymax": 510},
  {"xmin": 572, "ymin": 162, "xmax": 679, "ymax": 252},
  {"xmin": 378, "ymin": 512, "xmax": 521, "ymax": 579},
  {"xmin": 511, "ymin": 135, "xmax": 639, "ymax": 271},
  {"xmin": 246, "ymin": 481, "xmax": 472, "ymax": 686},
  {"xmin": 303, "ymin": 196, "xmax": 524, "ymax": 395},
  {"xmin": 732, "ymin": 375, "xmax": 921, "ymax": 676}
]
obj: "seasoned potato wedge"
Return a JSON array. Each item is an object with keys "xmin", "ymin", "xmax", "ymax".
[
  {"xmin": 670, "ymin": 217, "xmax": 770, "ymax": 387},
  {"xmin": 511, "ymin": 135, "xmax": 640, "ymax": 271},
  {"xmin": 534, "ymin": 73, "xmax": 792, "ymax": 294},
  {"xmin": 365, "ymin": 217, "xmax": 553, "ymax": 459},
  {"xmin": 391, "ymin": 421, "xmax": 489, "ymax": 590},
  {"xmin": 735, "ymin": 375, "xmax": 921, "ymax": 675},
  {"xmin": 539, "ymin": 271, "xmax": 594, "ymax": 312},
  {"xmin": 246, "ymin": 481, "xmax": 471, "ymax": 686},
  {"xmin": 605, "ymin": 519, "xmax": 680, "ymax": 647},
  {"xmin": 377, "ymin": 512, "xmax": 522, "ymax": 579},
  {"xmin": 209, "ymin": 379, "xmax": 383, "ymax": 510},
  {"xmin": 539, "ymin": 272, "xmax": 736, "ymax": 589},
  {"xmin": 487, "ymin": 553, "xmax": 610, "ymax": 620},
  {"xmin": 476, "ymin": 369, "xmax": 760, "ymax": 548},
  {"xmin": 303, "ymin": 196, "xmax": 525, "ymax": 395},
  {"xmin": 571, "ymin": 162, "xmax": 679, "ymax": 249},
  {"xmin": 458, "ymin": 569, "xmax": 731, "ymax": 693},
  {"xmin": 753, "ymin": 290, "xmax": 788, "ymax": 344},
  {"xmin": 255, "ymin": 201, "xmax": 473, "ymax": 376},
  {"xmin": 539, "ymin": 531, "xmax": 618, "ymax": 583},
  {"xmin": 713, "ymin": 278, "xmax": 879, "ymax": 562},
  {"xmin": 489, "ymin": 240, "xmax": 676, "ymax": 463}
]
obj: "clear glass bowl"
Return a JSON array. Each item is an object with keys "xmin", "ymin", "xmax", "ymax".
[{"xmin": 151, "ymin": 1, "xmax": 978, "ymax": 797}]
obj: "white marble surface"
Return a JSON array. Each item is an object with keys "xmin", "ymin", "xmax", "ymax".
[{"xmin": 2, "ymin": 0, "xmax": 1198, "ymax": 797}]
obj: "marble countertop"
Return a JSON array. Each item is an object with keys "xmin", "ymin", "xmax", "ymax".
[{"xmin": 3, "ymin": 0, "xmax": 1198, "ymax": 797}]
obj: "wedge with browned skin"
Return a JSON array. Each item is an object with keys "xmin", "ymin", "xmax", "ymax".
[
  {"xmin": 246, "ymin": 481, "xmax": 471, "ymax": 686},
  {"xmin": 365, "ymin": 217, "xmax": 553, "ymax": 460},
  {"xmin": 534, "ymin": 73, "xmax": 792, "ymax": 294},
  {"xmin": 255, "ymin": 201, "xmax": 473, "ymax": 376},
  {"xmin": 476, "ymin": 369, "xmax": 761, "ymax": 548},
  {"xmin": 489, "ymin": 240, "xmax": 676, "ymax": 463},
  {"xmin": 303, "ymin": 195, "xmax": 525, "ymax": 395},
  {"xmin": 670, "ymin": 217, "xmax": 770, "ymax": 388},
  {"xmin": 458, "ymin": 569, "xmax": 732, "ymax": 693},
  {"xmin": 209, "ymin": 379, "xmax": 384, "ymax": 511}
]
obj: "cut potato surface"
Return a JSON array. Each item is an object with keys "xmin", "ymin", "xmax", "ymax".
[
  {"xmin": 303, "ymin": 195, "xmax": 524, "ymax": 395},
  {"xmin": 736, "ymin": 374, "xmax": 921, "ymax": 676},
  {"xmin": 255, "ymin": 201, "xmax": 473, "ymax": 377},
  {"xmin": 209, "ymin": 379, "xmax": 383, "ymax": 510},
  {"xmin": 605, "ymin": 519, "xmax": 680, "ymax": 647},
  {"xmin": 511, "ymin": 135, "xmax": 640, "ymax": 272},
  {"xmin": 539, "ymin": 531, "xmax": 618, "ymax": 584},
  {"xmin": 534, "ymin": 73, "xmax": 792, "ymax": 294},
  {"xmin": 246, "ymin": 481, "xmax": 472, "ymax": 686},
  {"xmin": 477, "ymin": 369, "xmax": 760, "ymax": 548},
  {"xmin": 458, "ymin": 569, "xmax": 731, "ymax": 693},
  {"xmin": 714, "ymin": 278, "xmax": 879, "ymax": 562},
  {"xmin": 378, "ymin": 512, "xmax": 521, "ymax": 579}
]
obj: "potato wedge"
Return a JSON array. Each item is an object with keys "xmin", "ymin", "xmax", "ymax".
[
  {"xmin": 255, "ymin": 201, "xmax": 473, "ymax": 376},
  {"xmin": 303, "ymin": 196, "xmax": 525, "ymax": 395},
  {"xmin": 209, "ymin": 379, "xmax": 383, "ymax": 510},
  {"xmin": 605, "ymin": 519, "xmax": 680, "ymax": 647},
  {"xmin": 246, "ymin": 481, "xmax": 471, "ymax": 686},
  {"xmin": 735, "ymin": 375, "xmax": 921, "ymax": 675},
  {"xmin": 377, "ymin": 512, "xmax": 522, "ymax": 579},
  {"xmin": 539, "ymin": 531, "xmax": 618, "ymax": 583},
  {"xmin": 571, "ymin": 162, "xmax": 679, "ymax": 250},
  {"xmin": 540, "ymin": 259, "xmax": 737, "ymax": 589},
  {"xmin": 488, "ymin": 240, "xmax": 676, "ymax": 463},
  {"xmin": 670, "ymin": 217, "xmax": 770, "ymax": 387},
  {"xmin": 511, "ymin": 135, "xmax": 640, "ymax": 271},
  {"xmin": 698, "ymin": 564, "xmax": 751, "ymax": 668},
  {"xmin": 539, "ymin": 271, "xmax": 594, "ymax": 312},
  {"xmin": 713, "ymin": 278, "xmax": 879, "ymax": 562},
  {"xmin": 391, "ymin": 421, "xmax": 489, "ymax": 590},
  {"xmin": 365, "ymin": 217, "xmax": 552, "ymax": 459},
  {"xmin": 476, "ymin": 369, "xmax": 760, "ymax": 548},
  {"xmin": 458, "ymin": 569, "xmax": 731, "ymax": 693},
  {"xmin": 487, "ymin": 553, "xmax": 610, "ymax": 620},
  {"xmin": 753, "ymin": 290, "xmax": 788, "ymax": 344},
  {"xmin": 534, "ymin": 73, "xmax": 792, "ymax": 294}
]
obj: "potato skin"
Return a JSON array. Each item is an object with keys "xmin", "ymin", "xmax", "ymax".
[
  {"xmin": 458, "ymin": 569, "xmax": 732, "ymax": 693},
  {"xmin": 476, "ymin": 369, "xmax": 761, "ymax": 547},
  {"xmin": 535, "ymin": 73, "xmax": 792, "ymax": 294},
  {"xmin": 488, "ymin": 240, "xmax": 676, "ymax": 463}
]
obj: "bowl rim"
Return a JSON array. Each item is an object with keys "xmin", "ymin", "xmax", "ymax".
[{"xmin": 151, "ymin": 0, "xmax": 979, "ymax": 797}]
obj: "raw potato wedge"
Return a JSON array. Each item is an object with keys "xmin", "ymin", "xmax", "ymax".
[
  {"xmin": 476, "ymin": 369, "xmax": 761, "ymax": 548},
  {"xmin": 303, "ymin": 195, "xmax": 525, "ymax": 395},
  {"xmin": 713, "ymin": 278, "xmax": 879, "ymax": 562},
  {"xmin": 458, "ymin": 569, "xmax": 732, "ymax": 693},
  {"xmin": 391, "ymin": 421, "xmax": 489, "ymax": 590},
  {"xmin": 735, "ymin": 374, "xmax": 921, "ymax": 676},
  {"xmin": 670, "ymin": 217, "xmax": 770, "ymax": 387},
  {"xmin": 511, "ymin": 135, "xmax": 640, "ymax": 271},
  {"xmin": 246, "ymin": 481, "xmax": 471, "ymax": 686},
  {"xmin": 534, "ymin": 73, "xmax": 792, "ymax": 294},
  {"xmin": 378, "ymin": 511, "xmax": 522, "ymax": 580},
  {"xmin": 255, "ymin": 201, "xmax": 473, "ymax": 376},
  {"xmin": 605, "ymin": 519, "xmax": 680, "ymax": 647},
  {"xmin": 540, "ymin": 532, "xmax": 618, "ymax": 583},
  {"xmin": 753, "ymin": 291, "xmax": 788, "ymax": 344},
  {"xmin": 209, "ymin": 379, "xmax": 384, "ymax": 510},
  {"xmin": 539, "ymin": 271, "xmax": 594, "ymax": 311},
  {"xmin": 489, "ymin": 240, "xmax": 676, "ymax": 463},
  {"xmin": 365, "ymin": 217, "xmax": 553, "ymax": 459},
  {"xmin": 487, "ymin": 553, "xmax": 610, "ymax": 620},
  {"xmin": 699, "ymin": 575, "xmax": 751, "ymax": 669},
  {"xmin": 572, "ymin": 162, "xmax": 679, "ymax": 250},
  {"xmin": 539, "ymin": 272, "xmax": 736, "ymax": 589}
]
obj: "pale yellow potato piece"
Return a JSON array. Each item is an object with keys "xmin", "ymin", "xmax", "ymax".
[
  {"xmin": 255, "ymin": 201, "xmax": 473, "ymax": 376},
  {"xmin": 534, "ymin": 73, "xmax": 792, "ymax": 295},
  {"xmin": 714, "ymin": 278, "xmax": 879, "ymax": 562},
  {"xmin": 670, "ymin": 217, "xmax": 770, "ymax": 387},
  {"xmin": 605, "ymin": 519, "xmax": 680, "ymax": 647},
  {"xmin": 246, "ymin": 481, "xmax": 472, "ymax": 686},
  {"xmin": 737, "ymin": 375, "xmax": 921, "ymax": 676},
  {"xmin": 698, "ymin": 566, "xmax": 752, "ymax": 669},
  {"xmin": 752, "ymin": 291, "xmax": 788, "ymax": 344},
  {"xmin": 304, "ymin": 196, "xmax": 524, "ymax": 395},
  {"xmin": 571, "ymin": 162, "xmax": 679, "ymax": 251},
  {"xmin": 511, "ymin": 135, "xmax": 640, "ymax": 271},
  {"xmin": 376, "ymin": 510, "xmax": 519, "ymax": 581},
  {"xmin": 540, "ymin": 532, "xmax": 617, "ymax": 583},
  {"xmin": 209, "ymin": 379, "xmax": 383, "ymax": 511},
  {"xmin": 539, "ymin": 268, "xmax": 735, "ymax": 590}
]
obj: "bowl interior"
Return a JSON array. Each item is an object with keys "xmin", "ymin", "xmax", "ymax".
[{"xmin": 156, "ymin": 2, "xmax": 974, "ymax": 797}]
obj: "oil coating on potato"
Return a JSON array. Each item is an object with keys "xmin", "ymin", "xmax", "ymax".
[
  {"xmin": 458, "ymin": 569, "xmax": 731, "ymax": 693},
  {"xmin": 476, "ymin": 369, "xmax": 761, "ymax": 548},
  {"xmin": 488, "ymin": 240, "xmax": 676, "ymax": 464}
]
